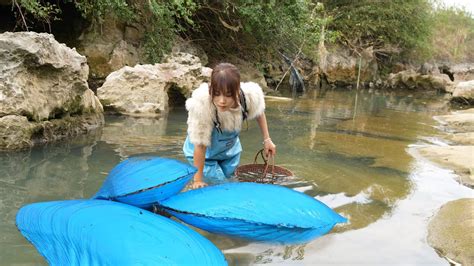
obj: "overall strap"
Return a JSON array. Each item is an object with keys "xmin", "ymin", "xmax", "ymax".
[
  {"xmin": 239, "ymin": 88, "xmax": 248, "ymax": 121},
  {"xmin": 213, "ymin": 106, "xmax": 223, "ymax": 134}
]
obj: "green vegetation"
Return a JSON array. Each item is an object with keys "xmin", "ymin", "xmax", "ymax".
[
  {"xmin": 320, "ymin": 0, "xmax": 433, "ymax": 62},
  {"xmin": 183, "ymin": 1, "xmax": 325, "ymax": 61},
  {"xmin": 12, "ymin": 0, "xmax": 198, "ymax": 62},
  {"xmin": 9, "ymin": 0, "xmax": 474, "ymax": 64},
  {"xmin": 430, "ymin": 5, "xmax": 474, "ymax": 62},
  {"xmin": 11, "ymin": 0, "xmax": 325, "ymax": 62},
  {"xmin": 12, "ymin": 0, "xmax": 61, "ymax": 31}
]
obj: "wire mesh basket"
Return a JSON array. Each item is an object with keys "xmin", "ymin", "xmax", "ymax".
[{"xmin": 235, "ymin": 149, "xmax": 293, "ymax": 184}]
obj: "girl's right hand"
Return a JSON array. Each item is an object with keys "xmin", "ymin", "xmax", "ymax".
[{"xmin": 191, "ymin": 180, "xmax": 208, "ymax": 189}]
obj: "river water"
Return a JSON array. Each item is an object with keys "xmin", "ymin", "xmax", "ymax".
[{"xmin": 0, "ymin": 88, "xmax": 472, "ymax": 265}]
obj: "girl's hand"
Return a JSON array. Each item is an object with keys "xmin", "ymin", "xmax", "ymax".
[
  {"xmin": 263, "ymin": 139, "xmax": 276, "ymax": 158},
  {"xmin": 191, "ymin": 180, "xmax": 208, "ymax": 189}
]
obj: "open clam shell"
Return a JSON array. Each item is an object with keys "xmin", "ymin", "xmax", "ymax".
[
  {"xmin": 160, "ymin": 182, "xmax": 347, "ymax": 244},
  {"xmin": 94, "ymin": 156, "xmax": 196, "ymax": 208}
]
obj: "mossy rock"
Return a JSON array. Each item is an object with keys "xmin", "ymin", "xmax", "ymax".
[{"xmin": 427, "ymin": 198, "xmax": 474, "ymax": 265}]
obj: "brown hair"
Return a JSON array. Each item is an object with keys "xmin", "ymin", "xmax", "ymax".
[{"xmin": 209, "ymin": 63, "xmax": 240, "ymax": 104}]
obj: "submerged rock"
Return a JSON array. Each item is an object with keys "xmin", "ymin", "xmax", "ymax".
[
  {"xmin": 0, "ymin": 32, "xmax": 104, "ymax": 151},
  {"xmin": 434, "ymin": 109, "xmax": 474, "ymax": 133},
  {"xmin": 418, "ymin": 108, "xmax": 474, "ymax": 187},
  {"xmin": 418, "ymin": 146, "xmax": 474, "ymax": 187},
  {"xmin": 427, "ymin": 198, "xmax": 474, "ymax": 266},
  {"xmin": 446, "ymin": 132, "xmax": 474, "ymax": 145},
  {"xmin": 97, "ymin": 53, "xmax": 211, "ymax": 117}
]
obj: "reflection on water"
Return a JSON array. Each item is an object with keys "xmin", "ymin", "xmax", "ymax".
[{"xmin": 0, "ymin": 88, "xmax": 464, "ymax": 265}]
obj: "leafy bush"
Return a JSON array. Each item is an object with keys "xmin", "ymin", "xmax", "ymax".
[
  {"xmin": 430, "ymin": 4, "xmax": 474, "ymax": 62},
  {"xmin": 13, "ymin": 0, "xmax": 198, "ymax": 62},
  {"xmin": 13, "ymin": 0, "xmax": 472, "ymax": 66},
  {"xmin": 184, "ymin": 0, "xmax": 325, "ymax": 61},
  {"xmin": 321, "ymin": 0, "xmax": 433, "ymax": 61}
]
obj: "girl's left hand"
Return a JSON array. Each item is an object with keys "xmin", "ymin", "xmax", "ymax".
[{"xmin": 264, "ymin": 139, "xmax": 276, "ymax": 158}]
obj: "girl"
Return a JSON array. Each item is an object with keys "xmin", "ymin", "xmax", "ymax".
[{"xmin": 183, "ymin": 63, "xmax": 276, "ymax": 189}]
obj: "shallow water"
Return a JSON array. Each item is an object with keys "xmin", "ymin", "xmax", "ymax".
[{"xmin": 1, "ymin": 88, "xmax": 471, "ymax": 265}]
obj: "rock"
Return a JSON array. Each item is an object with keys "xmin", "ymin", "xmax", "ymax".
[
  {"xmin": 451, "ymin": 63, "xmax": 474, "ymax": 81},
  {"xmin": 427, "ymin": 198, "xmax": 474, "ymax": 266},
  {"xmin": 0, "ymin": 31, "xmax": 94, "ymax": 121},
  {"xmin": 171, "ymin": 37, "xmax": 208, "ymax": 66},
  {"xmin": 418, "ymin": 62, "xmax": 440, "ymax": 75},
  {"xmin": 324, "ymin": 47, "xmax": 378, "ymax": 85},
  {"xmin": 0, "ymin": 113, "xmax": 104, "ymax": 151},
  {"xmin": 234, "ymin": 60, "xmax": 269, "ymax": 92},
  {"xmin": 417, "ymin": 146, "xmax": 474, "ymax": 187},
  {"xmin": 0, "ymin": 115, "xmax": 34, "ymax": 150},
  {"xmin": 77, "ymin": 14, "xmax": 146, "ymax": 79},
  {"xmin": 419, "ymin": 108, "xmax": 474, "ymax": 187},
  {"xmin": 97, "ymin": 53, "xmax": 211, "ymax": 117},
  {"xmin": 451, "ymin": 80, "xmax": 474, "ymax": 105},
  {"xmin": 434, "ymin": 110, "xmax": 474, "ymax": 133},
  {"xmin": 124, "ymin": 26, "xmax": 143, "ymax": 45},
  {"xmin": 447, "ymin": 132, "xmax": 474, "ymax": 145},
  {"xmin": 31, "ymin": 113, "xmax": 104, "ymax": 144},
  {"xmin": 81, "ymin": 89, "xmax": 104, "ymax": 114},
  {"xmin": 0, "ymin": 31, "xmax": 104, "ymax": 150},
  {"xmin": 386, "ymin": 70, "xmax": 452, "ymax": 91},
  {"xmin": 391, "ymin": 62, "xmax": 412, "ymax": 74},
  {"xmin": 163, "ymin": 52, "xmax": 202, "ymax": 66},
  {"xmin": 108, "ymin": 40, "xmax": 140, "ymax": 72}
]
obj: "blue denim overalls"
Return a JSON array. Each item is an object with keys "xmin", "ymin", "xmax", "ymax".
[
  {"xmin": 183, "ymin": 89, "xmax": 248, "ymax": 184},
  {"xmin": 183, "ymin": 128, "xmax": 242, "ymax": 184}
]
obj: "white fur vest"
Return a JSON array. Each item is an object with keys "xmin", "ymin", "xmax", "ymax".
[{"xmin": 185, "ymin": 82, "xmax": 265, "ymax": 146}]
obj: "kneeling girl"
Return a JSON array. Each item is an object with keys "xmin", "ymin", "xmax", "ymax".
[{"xmin": 183, "ymin": 63, "xmax": 276, "ymax": 189}]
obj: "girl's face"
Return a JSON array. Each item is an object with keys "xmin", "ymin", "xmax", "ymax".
[{"xmin": 212, "ymin": 91, "xmax": 238, "ymax": 112}]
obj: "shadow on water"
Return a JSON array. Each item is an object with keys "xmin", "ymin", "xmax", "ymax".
[{"xmin": 0, "ymin": 88, "xmax": 454, "ymax": 265}]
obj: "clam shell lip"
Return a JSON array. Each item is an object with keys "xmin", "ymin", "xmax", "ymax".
[
  {"xmin": 16, "ymin": 199, "xmax": 227, "ymax": 265},
  {"xmin": 161, "ymin": 205, "xmax": 345, "ymax": 230},
  {"xmin": 93, "ymin": 156, "xmax": 197, "ymax": 199},
  {"xmin": 113, "ymin": 174, "xmax": 191, "ymax": 198},
  {"xmin": 160, "ymin": 182, "xmax": 348, "ymax": 229}
]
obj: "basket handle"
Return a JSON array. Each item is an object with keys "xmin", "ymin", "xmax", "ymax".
[
  {"xmin": 254, "ymin": 149, "xmax": 275, "ymax": 182},
  {"xmin": 253, "ymin": 149, "xmax": 268, "ymax": 164}
]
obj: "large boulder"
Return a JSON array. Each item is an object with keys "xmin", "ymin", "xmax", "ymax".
[
  {"xmin": 77, "ymin": 15, "xmax": 209, "ymax": 82},
  {"xmin": 76, "ymin": 15, "xmax": 142, "ymax": 80},
  {"xmin": 427, "ymin": 198, "xmax": 474, "ymax": 266},
  {"xmin": 232, "ymin": 58, "xmax": 269, "ymax": 91},
  {"xmin": 450, "ymin": 63, "xmax": 474, "ymax": 81},
  {"xmin": 97, "ymin": 53, "xmax": 212, "ymax": 117},
  {"xmin": 171, "ymin": 37, "xmax": 209, "ymax": 66},
  {"xmin": 386, "ymin": 69, "xmax": 452, "ymax": 91},
  {"xmin": 0, "ymin": 32, "xmax": 104, "ymax": 150},
  {"xmin": 451, "ymin": 80, "xmax": 474, "ymax": 105},
  {"xmin": 0, "ymin": 116, "xmax": 34, "ymax": 150},
  {"xmin": 324, "ymin": 46, "xmax": 378, "ymax": 86}
]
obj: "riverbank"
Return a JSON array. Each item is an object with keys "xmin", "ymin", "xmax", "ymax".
[
  {"xmin": 418, "ymin": 108, "xmax": 474, "ymax": 187},
  {"xmin": 415, "ymin": 107, "xmax": 474, "ymax": 265}
]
